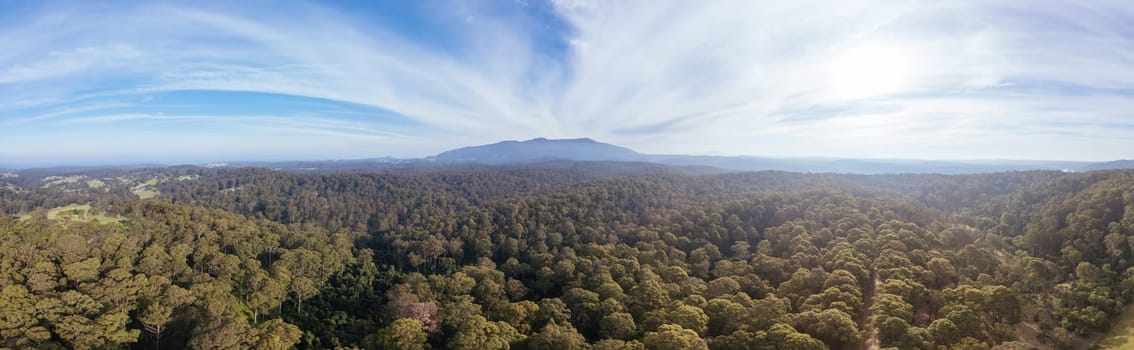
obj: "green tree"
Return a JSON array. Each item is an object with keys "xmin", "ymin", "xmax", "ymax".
[
  {"xmin": 759, "ymin": 323, "xmax": 826, "ymax": 350},
  {"xmin": 642, "ymin": 324, "xmax": 707, "ymax": 350},
  {"xmin": 537, "ymin": 298, "xmax": 572, "ymax": 328},
  {"xmin": 628, "ymin": 280, "xmax": 671, "ymax": 318},
  {"xmin": 527, "ymin": 322, "xmax": 589, "ymax": 350},
  {"xmin": 792, "ymin": 308, "xmax": 861, "ymax": 348},
  {"xmin": 0, "ymin": 285, "xmax": 51, "ymax": 348},
  {"xmin": 448, "ymin": 315, "xmax": 524, "ymax": 350},
  {"xmin": 600, "ymin": 312, "xmax": 638, "ymax": 340},
  {"xmin": 188, "ymin": 316, "xmax": 256, "ymax": 350},
  {"xmin": 706, "ymin": 277, "xmax": 742, "ymax": 299},
  {"xmin": 255, "ymin": 319, "xmax": 303, "ymax": 350},
  {"xmin": 927, "ymin": 318, "xmax": 958, "ymax": 346},
  {"xmin": 951, "ymin": 337, "xmax": 990, "ymax": 350},
  {"xmin": 593, "ymin": 339, "xmax": 645, "ymax": 350},
  {"xmin": 373, "ymin": 318, "xmax": 428, "ymax": 350}
]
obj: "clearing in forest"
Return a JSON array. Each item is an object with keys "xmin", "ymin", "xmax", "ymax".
[
  {"xmin": 17, "ymin": 204, "xmax": 125, "ymax": 223},
  {"xmin": 1095, "ymin": 304, "xmax": 1134, "ymax": 349}
]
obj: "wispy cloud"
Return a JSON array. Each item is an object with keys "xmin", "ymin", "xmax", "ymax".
[
  {"xmin": 1, "ymin": 0, "xmax": 1133, "ymax": 163},
  {"xmin": 549, "ymin": 1, "xmax": 1134, "ymax": 159}
]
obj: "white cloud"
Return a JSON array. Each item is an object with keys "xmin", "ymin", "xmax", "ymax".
[
  {"xmin": 1, "ymin": 0, "xmax": 1133, "ymax": 162},
  {"xmin": 547, "ymin": 0, "xmax": 1134, "ymax": 160}
]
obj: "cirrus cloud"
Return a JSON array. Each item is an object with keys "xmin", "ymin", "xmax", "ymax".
[{"xmin": 1, "ymin": 0, "xmax": 1132, "ymax": 165}]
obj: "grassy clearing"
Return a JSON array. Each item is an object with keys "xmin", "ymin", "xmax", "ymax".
[
  {"xmin": 46, "ymin": 204, "xmax": 92, "ymax": 220},
  {"xmin": 133, "ymin": 188, "xmax": 160, "ymax": 199},
  {"xmin": 1096, "ymin": 304, "xmax": 1134, "ymax": 349},
  {"xmin": 86, "ymin": 179, "xmax": 106, "ymax": 189},
  {"xmin": 126, "ymin": 177, "xmax": 162, "ymax": 199},
  {"xmin": 41, "ymin": 175, "xmax": 85, "ymax": 188},
  {"xmin": 17, "ymin": 203, "xmax": 125, "ymax": 224}
]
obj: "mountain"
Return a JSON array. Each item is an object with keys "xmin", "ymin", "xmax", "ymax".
[
  {"xmin": 434, "ymin": 137, "xmax": 642, "ymax": 164},
  {"xmin": 432, "ymin": 137, "xmax": 1105, "ymax": 174},
  {"xmin": 6, "ymin": 138, "xmax": 1121, "ymax": 175}
]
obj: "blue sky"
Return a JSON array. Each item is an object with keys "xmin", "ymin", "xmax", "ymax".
[{"xmin": 2, "ymin": 0, "xmax": 1134, "ymax": 166}]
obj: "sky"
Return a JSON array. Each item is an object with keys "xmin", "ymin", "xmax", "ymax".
[{"xmin": 2, "ymin": 0, "xmax": 1134, "ymax": 166}]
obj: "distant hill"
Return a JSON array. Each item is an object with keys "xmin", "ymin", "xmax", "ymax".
[
  {"xmin": 434, "ymin": 137, "xmax": 642, "ymax": 164},
  {"xmin": 432, "ymin": 138, "xmax": 1098, "ymax": 174},
  {"xmin": 1081, "ymin": 159, "xmax": 1134, "ymax": 171},
  {"xmin": 7, "ymin": 137, "xmax": 1127, "ymax": 175},
  {"xmin": 645, "ymin": 155, "xmax": 1092, "ymax": 174}
]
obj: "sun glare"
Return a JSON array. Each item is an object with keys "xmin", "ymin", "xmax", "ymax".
[{"xmin": 828, "ymin": 43, "xmax": 912, "ymax": 100}]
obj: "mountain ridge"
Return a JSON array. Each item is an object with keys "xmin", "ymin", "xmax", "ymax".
[
  {"xmin": 431, "ymin": 137, "xmax": 1114, "ymax": 174},
  {"xmin": 1082, "ymin": 159, "xmax": 1134, "ymax": 171},
  {"xmin": 434, "ymin": 137, "xmax": 642, "ymax": 164},
  {"xmin": 3, "ymin": 138, "xmax": 1129, "ymax": 174}
]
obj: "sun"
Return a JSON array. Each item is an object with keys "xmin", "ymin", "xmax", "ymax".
[{"xmin": 827, "ymin": 43, "xmax": 913, "ymax": 100}]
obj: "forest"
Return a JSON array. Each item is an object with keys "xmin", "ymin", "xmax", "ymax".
[{"xmin": 2, "ymin": 164, "xmax": 1133, "ymax": 350}]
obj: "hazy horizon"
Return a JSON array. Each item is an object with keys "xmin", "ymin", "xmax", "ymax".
[
  {"xmin": 0, "ymin": 136, "xmax": 1109, "ymax": 170},
  {"xmin": 3, "ymin": 1, "xmax": 1134, "ymax": 165}
]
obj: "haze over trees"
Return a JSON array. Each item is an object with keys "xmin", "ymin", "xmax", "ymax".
[{"xmin": 2, "ymin": 163, "xmax": 1134, "ymax": 349}]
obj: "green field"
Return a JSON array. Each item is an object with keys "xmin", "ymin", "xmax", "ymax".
[
  {"xmin": 18, "ymin": 204, "xmax": 125, "ymax": 223},
  {"xmin": 131, "ymin": 178, "xmax": 161, "ymax": 199},
  {"xmin": 133, "ymin": 188, "xmax": 159, "ymax": 199},
  {"xmin": 40, "ymin": 175, "xmax": 84, "ymax": 188}
]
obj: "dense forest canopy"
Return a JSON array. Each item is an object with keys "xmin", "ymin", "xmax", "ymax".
[{"xmin": 1, "ymin": 164, "xmax": 1133, "ymax": 349}]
